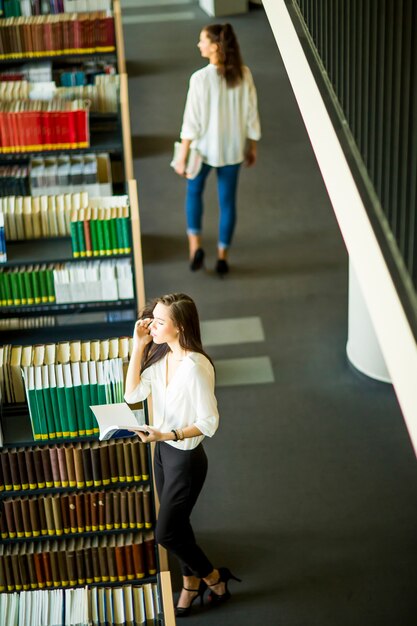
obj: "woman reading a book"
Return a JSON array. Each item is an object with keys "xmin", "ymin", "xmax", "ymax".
[
  {"xmin": 124, "ymin": 293, "xmax": 240, "ymax": 616},
  {"xmin": 174, "ymin": 23, "xmax": 261, "ymax": 276}
]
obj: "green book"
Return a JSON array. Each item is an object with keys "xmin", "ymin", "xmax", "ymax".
[
  {"xmin": 41, "ymin": 365, "xmax": 56, "ymax": 440},
  {"xmin": 76, "ymin": 220, "xmax": 86, "ymax": 258},
  {"xmin": 71, "ymin": 362, "xmax": 85, "ymax": 436},
  {"xmin": 9, "ymin": 269, "xmax": 21, "ymax": 306},
  {"xmin": 55, "ymin": 364, "xmax": 70, "ymax": 438},
  {"xmin": 121, "ymin": 213, "xmax": 131, "ymax": 254},
  {"xmin": 22, "ymin": 270, "xmax": 34, "ymax": 305},
  {"xmin": 31, "ymin": 269, "xmax": 41, "ymax": 304},
  {"xmin": 88, "ymin": 361, "xmax": 100, "ymax": 435},
  {"xmin": 115, "ymin": 215, "xmax": 124, "ymax": 255},
  {"xmin": 90, "ymin": 217, "xmax": 99, "ymax": 257},
  {"xmin": 4, "ymin": 0, "xmax": 20, "ymax": 18},
  {"xmin": 109, "ymin": 218, "xmax": 118, "ymax": 255},
  {"xmin": 22, "ymin": 366, "xmax": 42, "ymax": 440},
  {"xmin": 48, "ymin": 364, "xmax": 63, "ymax": 438},
  {"xmin": 3, "ymin": 272, "xmax": 13, "ymax": 305},
  {"xmin": 38, "ymin": 266, "xmax": 49, "ymax": 304},
  {"xmin": 80, "ymin": 361, "xmax": 95, "ymax": 436},
  {"xmin": 46, "ymin": 267, "xmax": 55, "ymax": 303},
  {"xmin": 96, "ymin": 219, "xmax": 105, "ymax": 256},
  {"xmin": 102, "ymin": 216, "xmax": 112, "ymax": 256},
  {"xmin": 17, "ymin": 269, "xmax": 26, "ymax": 305},
  {"xmin": 63, "ymin": 363, "xmax": 79, "ymax": 438},
  {"xmin": 34, "ymin": 366, "xmax": 49, "ymax": 440},
  {"xmin": 96, "ymin": 360, "xmax": 110, "ymax": 406},
  {"xmin": 70, "ymin": 220, "xmax": 80, "ymax": 258}
]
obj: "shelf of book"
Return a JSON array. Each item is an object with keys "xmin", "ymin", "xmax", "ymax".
[
  {"xmin": 1, "ymin": 526, "xmax": 155, "ymax": 545},
  {"xmin": 0, "ymin": 299, "xmax": 136, "ymax": 316},
  {"xmin": 4, "ymin": 239, "xmax": 131, "ymax": 266},
  {"xmin": 0, "ymin": 319, "xmax": 135, "ymax": 342}
]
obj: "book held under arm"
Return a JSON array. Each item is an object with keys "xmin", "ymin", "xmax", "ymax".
[{"xmin": 90, "ymin": 402, "xmax": 148, "ymax": 441}]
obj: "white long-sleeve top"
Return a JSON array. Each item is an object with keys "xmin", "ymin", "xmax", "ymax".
[
  {"xmin": 124, "ymin": 352, "xmax": 219, "ymax": 450},
  {"xmin": 180, "ymin": 63, "xmax": 261, "ymax": 167}
]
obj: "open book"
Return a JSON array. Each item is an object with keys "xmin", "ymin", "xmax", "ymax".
[
  {"xmin": 170, "ymin": 141, "xmax": 203, "ymax": 179},
  {"xmin": 90, "ymin": 402, "xmax": 149, "ymax": 440}
]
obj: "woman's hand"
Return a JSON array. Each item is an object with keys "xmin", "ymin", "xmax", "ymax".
[
  {"xmin": 128, "ymin": 425, "xmax": 162, "ymax": 443},
  {"xmin": 244, "ymin": 140, "xmax": 257, "ymax": 167},
  {"xmin": 133, "ymin": 317, "xmax": 153, "ymax": 349},
  {"xmin": 174, "ymin": 159, "xmax": 187, "ymax": 177}
]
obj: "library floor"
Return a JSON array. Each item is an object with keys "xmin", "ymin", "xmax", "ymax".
[{"xmin": 122, "ymin": 2, "xmax": 417, "ymax": 624}]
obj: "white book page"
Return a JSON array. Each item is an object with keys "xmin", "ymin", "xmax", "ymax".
[{"xmin": 89, "ymin": 402, "xmax": 148, "ymax": 440}]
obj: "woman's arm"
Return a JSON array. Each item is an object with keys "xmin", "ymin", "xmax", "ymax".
[
  {"xmin": 244, "ymin": 139, "xmax": 257, "ymax": 167},
  {"xmin": 131, "ymin": 423, "xmax": 203, "ymax": 443},
  {"xmin": 174, "ymin": 138, "xmax": 192, "ymax": 177},
  {"xmin": 124, "ymin": 318, "xmax": 153, "ymax": 397}
]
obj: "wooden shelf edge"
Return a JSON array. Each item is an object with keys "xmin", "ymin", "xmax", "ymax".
[{"xmin": 159, "ymin": 571, "xmax": 176, "ymax": 626}]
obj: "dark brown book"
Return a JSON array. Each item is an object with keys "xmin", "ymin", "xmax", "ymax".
[
  {"xmin": 84, "ymin": 492, "xmax": 92, "ymax": 532},
  {"xmin": 139, "ymin": 443, "xmax": 149, "ymax": 480},
  {"xmin": 75, "ymin": 492, "xmax": 85, "ymax": 533},
  {"xmin": 57, "ymin": 446, "xmax": 69, "ymax": 488},
  {"xmin": 97, "ymin": 541, "xmax": 109, "ymax": 582},
  {"xmin": 73, "ymin": 443, "xmax": 85, "ymax": 488},
  {"xmin": 104, "ymin": 490, "xmax": 113, "ymax": 530},
  {"xmin": 99, "ymin": 442, "xmax": 111, "ymax": 485},
  {"xmin": 0, "ymin": 451, "xmax": 12, "ymax": 491},
  {"xmin": 38, "ymin": 496, "xmax": 48, "ymax": 536},
  {"xmin": 57, "ymin": 547, "xmax": 69, "ymax": 587},
  {"xmin": 83, "ymin": 538, "xmax": 94, "ymax": 584},
  {"xmin": 20, "ymin": 496, "xmax": 33, "ymax": 538},
  {"xmin": 2, "ymin": 498, "xmax": 16, "ymax": 538},
  {"xmin": 106, "ymin": 538, "xmax": 117, "ymax": 582},
  {"xmin": 64, "ymin": 445, "xmax": 77, "ymax": 488},
  {"xmin": 49, "ymin": 446, "xmax": 61, "ymax": 488},
  {"xmin": 17, "ymin": 550, "xmax": 30, "ymax": 591},
  {"xmin": 131, "ymin": 440, "xmax": 142, "ymax": 481},
  {"xmin": 68, "ymin": 494, "xmax": 77, "ymax": 533},
  {"xmin": 0, "ymin": 510, "xmax": 8, "ymax": 540},
  {"xmin": 25, "ymin": 545, "xmax": 38, "ymax": 590},
  {"xmin": 134, "ymin": 489, "xmax": 144, "ymax": 529},
  {"xmin": 43, "ymin": 495, "xmax": 55, "ymax": 536},
  {"xmin": 60, "ymin": 494, "xmax": 70, "ymax": 534},
  {"xmin": 3, "ymin": 552, "xmax": 15, "ymax": 591},
  {"xmin": 108, "ymin": 440, "xmax": 119, "ymax": 483},
  {"xmin": 10, "ymin": 548, "xmax": 22, "ymax": 591},
  {"xmin": 81, "ymin": 444, "xmax": 93, "ymax": 487},
  {"xmin": 9, "ymin": 450, "xmax": 21, "ymax": 490},
  {"xmin": 115, "ymin": 440, "xmax": 126, "ymax": 482},
  {"xmin": 143, "ymin": 486, "xmax": 152, "ymax": 529},
  {"xmin": 127, "ymin": 489, "xmax": 136, "ymax": 529},
  {"xmin": 91, "ymin": 443, "xmax": 102, "ymax": 487},
  {"xmin": 90, "ymin": 490, "xmax": 98, "ymax": 531},
  {"xmin": 124, "ymin": 543, "xmax": 135, "ymax": 581},
  {"xmin": 41, "ymin": 447, "xmax": 53, "ymax": 488},
  {"xmin": 90, "ymin": 539, "xmax": 101, "ymax": 583},
  {"xmin": 0, "ymin": 547, "xmax": 6, "ymax": 591},
  {"xmin": 123, "ymin": 442, "xmax": 133, "ymax": 482},
  {"xmin": 49, "ymin": 543, "xmax": 61, "ymax": 588},
  {"xmin": 28, "ymin": 499, "xmax": 40, "ymax": 537},
  {"xmin": 24, "ymin": 449, "xmax": 37, "ymax": 489},
  {"xmin": 120, "ymin": 489, "xmax": 128, "ymax": 529},
  {"xmin": 97, "ymin": 491, "xmax": 105, "ymax": 531},
  {"xmin": 114, "ymin": 543, "xmax": 126, "ymax": 582},
  {"xmin": 17, "ymin": 448, "xmax": 29, "ymax": 490},
  {"xmin": 0, "ymin": 455, "xmax": 4, "ymax": 493},
  {"xmin": 12, "ymin": 498, "xmax": 24, "ymax": 538},
  {"xmin": 40, "ymin": 544, "xmax": 52, "ymax": 587},
  {"xmin": 131, "ymin": 539, "xmax": 145, "ymax": 580},
  {"xmin": 33, "ymin": 447, "xmax": 46, "ymax": 489},
  {"xmin": 51, "ymin": 495, "xmax": 63, "ymax": 536},
  {"xmin": 143, "ymin": 531, "xmax": 157, "ymax": 575},
  {"xmin": 112, "ymin": 490, "xmax": 120, "ymax": 529},
  {"xmin": 66, "ymin": 541, "xmax": 77, "ymax": 586},
  {"xmin": 75, "ymin": 546, "xmax": 86, "ymax": 584}
]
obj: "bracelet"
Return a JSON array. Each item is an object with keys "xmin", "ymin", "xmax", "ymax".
[
  {"xmin": 171, "ymin": 429, "xmax": 178, "ymax": 441},
  {"xmin": 177, "ymin": 428, "xmax": 185, "ymax": 441}
]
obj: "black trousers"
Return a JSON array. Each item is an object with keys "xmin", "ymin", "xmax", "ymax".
[{"xmin": 154, "ymin": 441, "xmax": 213, "ymax": 578}]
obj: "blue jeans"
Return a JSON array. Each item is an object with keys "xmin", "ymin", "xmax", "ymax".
[{"xmin": 185, "ymin": 162, "xmax": 241, "ymax": 249}]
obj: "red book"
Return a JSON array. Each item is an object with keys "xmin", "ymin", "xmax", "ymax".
[
  {"xmin": 102, "ymin": 16, "xmax": 115, "ymax": 49},
  {"xmin": 74, "ymin": 106, "xmax": 89, "ymax": 148},
  {"xmin": 43, "ymin": 21, "xmax": 53, "ymax": 54}
]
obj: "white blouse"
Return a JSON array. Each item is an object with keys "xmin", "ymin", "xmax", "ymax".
[
  {"xmin": 180, "ymin": 64, "xmax": 261, "ymax": 167},
  {"xmin": 124, "ymin": 352, "xmax": 219, "ymax": 450}
]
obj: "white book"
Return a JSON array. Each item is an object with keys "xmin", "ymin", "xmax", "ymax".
[
  {"xmin": 89, "ymin": 402, "xmax": 149, "ymax": 441},
  {"xmin": 170, "ymin": 141, "xmax": 203, "ymax": 179}
]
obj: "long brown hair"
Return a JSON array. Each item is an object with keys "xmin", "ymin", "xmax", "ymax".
[
  {"xmin": 204, "ymin": 23, "xmax": 243, "ymax": 87},
  {"xmin": 139, "ymin": 293, "xmax": 213, "ymax": 373}
]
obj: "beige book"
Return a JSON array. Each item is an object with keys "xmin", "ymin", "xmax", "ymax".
[
  {"xmin": 99, "ymin": 339, "xmax": 109, "ymax": 361},
  {"xmin": 22, "ymin": 196, "xmax": 33, "ymax": 239},
  {"xmin": 56, "ymin": 195, "xmax": 67, "ymax": 236},
  {"xmin": 97, "ymin": 153, "xmax": 111, "ymax": 184},
  {"xmin": 70, "ymin": 341, "xmax": 81, "ymax": 363},
  {"xmin": 119, "ymin": 337, "xmax": 129, "ymax": 360},
  {"xmin": 81, "ymin": 341, "xmax": 91, "ymax": 362},
  {"xmin": 6, "ymin": 196, "xmax": 17, "ymax": 240},
  {"xmin": 31, "ymin": 197, "xmax": 42, "ymax": 239},
  {"xmin": 80, "ymin": 191, "xmax": 89, "ymax": 209},
  {"xmin": 10, "ymin": 346, "xmax": 25, "ymax": 403},
  {"xmin": 72, "ymin": 192, "xmax": 81, "ymax": 212},
  {"xmin": 40, "ymin": 196, "xmax": 49, "ymax": 237},
  {"xmin": 21, "ymin": 346, "xmax": 33, "ymax": 368},
  {"xmin": 109, "ymin": 338, "xmax": 119, "ymax": 360},
  {"xmin": 48, "ymin": 196, "xmax": 59, "ymax": 237},
  {"xmin": 32, "ymin": 345, "xmax": 45, "ymax": 367},
  {"xmin": 64, "ymin": 194, "xmax": 72, "ymax": 229},
  {"xmin": 90, "ymin": 340, "xmax": 100, "ymax": 362},
  {"xmin": 44, "ymin": 344, "xmax": 56, "ymax": 366},
  {"xmin": 14, "ymin": 197, "xmax": 24, "ymax": 240},
  {"xmin": 128, "ymin": 338, "xmax": 134, "ymax": 358},
  {"xmin": 57, "ymin": 342, "xmax": 70, "ymax": 364}
]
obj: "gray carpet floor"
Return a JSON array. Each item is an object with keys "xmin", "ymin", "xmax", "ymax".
[{"xmin": 122, "ymin": 3, "xmax": 417, "ymax": 624}]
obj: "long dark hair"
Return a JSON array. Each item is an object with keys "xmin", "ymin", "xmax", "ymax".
[
  {"xmin": 139, "ymin": 293, "xmax": 213, "ymax": 373},
  {"xmin": 204, "ymin": 23, "xmax": 243, "ymax": 87}
]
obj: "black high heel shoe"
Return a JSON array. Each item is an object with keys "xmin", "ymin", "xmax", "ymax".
[
  {"xmin": 215, "ymin": 259, "xmax": 229, "ymax": 276},
  {"xmin": 207, "ymin": 567, "xmax": 241, "ymax": 605},
  {"xmin": 190, "ymin": 248, "xmax": 205, "ymax": 271},
  {"xmin": 175, "ymin": 581, "xmax": 207, "ymax": 618}
]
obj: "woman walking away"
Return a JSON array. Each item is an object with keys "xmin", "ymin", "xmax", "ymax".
[
  {"xmin": 124, "ymin": 293, "xmax": 241, "ymax": 616},
  {"xmin": 174, "ymin": 24, "xmax": 261, "ymax": 276}
]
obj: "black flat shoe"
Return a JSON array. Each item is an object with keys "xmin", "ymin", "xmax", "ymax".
[
  {"xmin": 190, "ymin": 248, "xmax": 205, "ymax": 271},
  {"xmin": 215, "ymin": 259, "xmax": 229, "ymax": 276},
  {"xmin": 207, "ymin": 567, "xmax": 241, "ymax": 605},
  {"xmin": 175, "ymin": 581, "xmax": 207, "ymax": 617}
]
